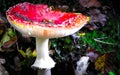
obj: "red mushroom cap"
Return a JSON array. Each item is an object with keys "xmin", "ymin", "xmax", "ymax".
[{"xmin": 6, "ymin": 2, "xmax": 88, "ymax": 38}]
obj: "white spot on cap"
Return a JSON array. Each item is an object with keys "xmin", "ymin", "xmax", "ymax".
[{"xmin": 28, "ymin": 32, "xmax": 31, "ymax": 35}]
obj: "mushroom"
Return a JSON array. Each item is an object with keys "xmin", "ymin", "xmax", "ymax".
[{"xmin": 6, "ymin": 2, "xmax": 88, "ymax": 75}]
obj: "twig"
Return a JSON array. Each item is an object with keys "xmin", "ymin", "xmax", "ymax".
[{"xmin": 94, "ymin": 38, "xmax": 116, "ymax": 45}]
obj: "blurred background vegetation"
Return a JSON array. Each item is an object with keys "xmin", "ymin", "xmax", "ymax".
[{"xmin": 0, "ymin": 0, "xmax": 120, "ymax": 75}]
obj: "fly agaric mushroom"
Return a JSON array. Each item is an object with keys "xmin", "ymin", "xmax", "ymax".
[{"xmin": 6, "ymin": 2, "xmax": 88, "ymax": 74}]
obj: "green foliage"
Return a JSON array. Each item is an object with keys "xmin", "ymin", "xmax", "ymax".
[
  {"xmin": 18, "ymin": 48, "xmax": 35, "ymax": 68},
  {"xmin": 18, "ymin": 48, "xmax": 35, "ymax": 58},
  {"xmin": 109, "ymin": 71, "xmax": 115, "ymax": 75},
  {"xmin": 80, "ymin": 30, "xmax": 101, "ymax": 51},
  {"xmin": 51, "ymin": 37, "xmax": 75, "ymax": 53},
  {"xmin": 79, "ymin": 17, "xmax": 118, "ymax": 53}
]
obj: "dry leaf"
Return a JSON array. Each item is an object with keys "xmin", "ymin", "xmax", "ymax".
[
  {"xmin": 95, "ymin": 53, "xmax": 114, "ymax": 73},
  {"xmin": 79, "ymin": 0, "xmax": 101, "ymax": 8},
  {"xmin": 85, "ymin": 9, "xmax": 107, "ymax": 30},
  {"xmin": 86, "ymin": 47, "xmax": 100, "ymax": 62}
]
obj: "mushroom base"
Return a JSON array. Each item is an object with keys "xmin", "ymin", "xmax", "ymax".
[
  {"xmin": 38, "ymin": 69, "xmax": 51, "ymax": 75},
  {"xmin": 31, "ymin": 57, "xmax": 55, "ymax": 69},
  {"xmin": 31, "ymin": 38, "xmax": 55, "ymax": 69}
]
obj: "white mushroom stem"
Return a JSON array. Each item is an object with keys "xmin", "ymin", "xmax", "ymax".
[
  {"xmin": 38, "ymin": 69, "xmax": 51, "ymax": 75},
  {"xmin": 32, "ymin": 37, "xmax": 55, "ymax": 69}
]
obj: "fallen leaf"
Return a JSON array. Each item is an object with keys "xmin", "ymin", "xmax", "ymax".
[
  {"xmin": 32, "ymin": 49, "xmax": 37, "ymax": 57},
  {"xmin": 0, "ymin": 28, "xmax": 17, "ymax": 49},
  {"xmin": 79, "ymin": 0, "xmax": 101, "ymax": 8},
  {"xmin": 3, "ymin": 36, "xmax": 17, "ymax": 48},
  {"xmin": 18, "ymin": 49, "xmax": 26, "ymax": 58},
  {"xmin": 95, "ymin": 52, "xmax": 114, "ymax": 73},
  {"xmin": 85, "ymin": 8, "xmax": 107, "ymax": 30},
  {"xmin": 86, "ymin": 47, "xmax": 100, "ymax": 62}
]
